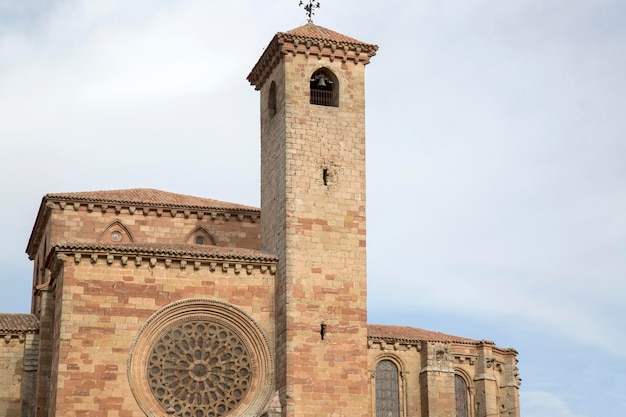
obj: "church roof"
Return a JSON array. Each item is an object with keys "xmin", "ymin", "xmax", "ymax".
[
  {"xmin": 44, "ymin": 188, "xmax": 258, "ymax": 211},
  {"xmin": 285, "ymin": 21, "xmax": 373, "ymax": 46},
  {"xmin": 367, "ymin": 324, "xmax": 483, "ymax": 344},
  {"xmin": 0, "ymin": 314, "xmax": 39, "ymax": 334}
]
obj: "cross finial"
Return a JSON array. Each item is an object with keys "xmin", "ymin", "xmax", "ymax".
[{"xmin": 299, "ymin": 1, "xmax": 320, "ymax": 21}]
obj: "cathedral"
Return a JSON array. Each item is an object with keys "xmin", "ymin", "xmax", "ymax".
[{"xmin": 0, "ymin": 21, "xmax": 520, "ymax": 417}]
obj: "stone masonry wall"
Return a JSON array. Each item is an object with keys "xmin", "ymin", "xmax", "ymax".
[
  {"xmin": 29, "ymin": 205, "xmax": 261, "ymax": 316},
  {"xmin": 0, "ymin": 335, "xmax": 26, "ymax": 417},
  {"xmin": 46, "ymin": 205, "xmax": 261, "ymax": 249},
  {"xmin": 367, "ymin": 340, "xmax": 520, "ymax": 417},
  {"xmin": 46, "ymin": 254, "xmax": 275, "ymax": 417},
  {"xmin": 260, "ymin": 59, "xmax": 288, "ymax": 398},
  {"xmin": 261, "ymin": 51, "xmax": 369, "ymax": 417}
]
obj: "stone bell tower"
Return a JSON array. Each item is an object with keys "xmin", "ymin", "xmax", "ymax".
[{"xmin": 248, "ymin": 21, "xmax": 377, "ymax": 417}]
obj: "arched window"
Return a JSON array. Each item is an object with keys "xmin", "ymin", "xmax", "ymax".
[
  {"xmin": 310, "ymin": 68, "xmax": 338, "ymax": 107},
  {"xmin": 186, "ymin": 226, "xmax": 216, "ymax": 246},
  {"xmin": 268, "ymin": 81, "xmax": 277, "ymax": 117},
  {"xmin": 455, "ymin": 374, "xmax": 469, "ymax": 417},
  {"xmin": 375, "ymin": 360, "xmax": 399, "ymax": 417},
  {"xmin": 99, "ymin": 221, "xmax": 134, "ymax": 243}
]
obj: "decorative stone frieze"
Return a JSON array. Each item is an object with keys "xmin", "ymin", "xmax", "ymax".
[
  {"xmin": 452, "ymin": 354, "xmax": 477, "ymax": 366},
  {"xmin": 367, "ymin": 338, "xmax": 421, "ymax": 352},
  {"xmin": 55, "ymin": 248, "xmax": 276, "ymax": 276}
]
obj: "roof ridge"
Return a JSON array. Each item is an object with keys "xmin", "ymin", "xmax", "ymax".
[
  {"xmin": 283, "ymin": 21, "xmax": 375, "ymax": 46},
  {"xmin": 44, "ymin": 188, "xmax": 260, "ymax": 212},
  {"xmin": 367, "ymin": 323, "xmax": 481, "ymax": 344}
]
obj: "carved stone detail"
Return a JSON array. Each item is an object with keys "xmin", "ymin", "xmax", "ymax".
[
  {"xmin": 128, "ymin": 298, "xmax": 274, "ymax": 417},
  {"xmin": 147, "ymin": 320, "xmax": 252, "ymax": 416},
  {"xmin": 51, "ymin": 247, "xmax": 277, "ymax": 276}
]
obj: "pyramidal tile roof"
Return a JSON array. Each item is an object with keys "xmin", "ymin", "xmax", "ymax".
[
  {"xmin": 44, "ymin": 188, "xmax": 259, "ymax": 211},
  {"xmin": 367, "ymin": 324, "xmax": 482, "ymax": 344},
  {"xmin": 0, "ymin": 314, "xmax": 39, "ymax": 333},
  {"xmin": 285, "ymin": 21, "xmax": 372, "ymax": 46}
]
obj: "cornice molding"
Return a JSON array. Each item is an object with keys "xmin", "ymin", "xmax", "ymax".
[
  {"xmin": 48, "ymin": 245, "xmax": 277, "ymax": 276},
  {"xmin": 368, "ymin": 337, "xmax": 422, "ymax": 352},
  {"xmin": 368, "ymin": 335, "xmax": 483, "ymax": 347},
  {"xmin": 248, "ymin": 31, "xmax": 378, "ymax": 90},
  {"xmin": 48, "ymin": 199, "xmax": 260, "ymax": 221}
]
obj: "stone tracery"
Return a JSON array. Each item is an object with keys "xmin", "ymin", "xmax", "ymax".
[
  {"xmin": 128, "ymin": 298, "xmax": 274, "ymax": 417},
  {"xmin": 148, "ymin": 321, "xmax": 252, "ymax": 417}
]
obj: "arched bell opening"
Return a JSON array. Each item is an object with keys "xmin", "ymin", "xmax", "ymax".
[{"xmin": 310, "ymin": 68, "xmax": 339, "ymax": 107}]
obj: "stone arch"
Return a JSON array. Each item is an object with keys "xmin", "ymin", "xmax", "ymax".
[
  {"xmin": 99, "ymin": 221, "xmax": 134, "ymax": 243},
  {"xmin": 310, "ymin": 67, "xmax": 339, "ymax": 107},
  {"xmin": 372, "ymin": 354, "xmax": 406, "ymax": 417},
  {"xmin": 185, "ymin": 226, "xmax": 216, "ymax": 246},
  {"xmin": 454, "ymin": 368, "xmax": 474, "ymax": 417},
  {"xmin": 373, "ymin": 352, "xmax": 408, "ymax": 372},
  {"xmin": 128, "ymin": 298, "xmax": 274, "ymax": 417}
]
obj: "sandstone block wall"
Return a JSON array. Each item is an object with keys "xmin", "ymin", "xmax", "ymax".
[
  {"xmin": 45, "ymin": 205, "xmax": 260, "ymax": 249},
  {"xmin": 261, "ymin": 50, "xmax": 369, "ymax": 417},
  {"xmin": 44, "ymin": 253, "xmax": 275, "ymax": 417},
  {"xmin": 367, "ymin": 339, "xmax": 520, "ymax": 417},
  {"xmin": 0, "ymin": 336, "xmax": 26, "ymax": 417},
  {"xmin": 28, "ymin": 204, "xmax": 262, "ymax": 316}
]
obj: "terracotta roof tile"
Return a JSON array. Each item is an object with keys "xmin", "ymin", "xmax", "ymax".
[
  {"xmin": 0, "ymin": 314, "xmax": 39, "ymax": 333},
  {"xmin": 368, "ymin": 324, "xmax": 480, "ymax": 344},
  {"xmin": 45, "ymin": 189, "xmax": 259, "ymax": 211},
  {"xmin": 285, "ymin": 21, "xmax": 372, "ymax": 46},
  {"xmin": 52, "ymin": 242, "xmax": 277, "ymax": 263}
]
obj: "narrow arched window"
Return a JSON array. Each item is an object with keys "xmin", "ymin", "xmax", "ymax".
[
  {"xmin": 268, "ymin": 81, "xmax": 277, "ymax": 117},
  {"xmin": 376, "ymin": 360, "xmax": 399, "ymax": 417},
  {"xmin": 310, "ymin": 68, "xmax": 338, "ymax": 107},
  {"xmin": 455, "ymin": 374, "xmax": 469, "ymax": 417}
]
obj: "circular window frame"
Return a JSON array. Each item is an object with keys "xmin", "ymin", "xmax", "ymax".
[{"xmin": 128, "ymin": 298, "xmax": 274, "ymax": 417}]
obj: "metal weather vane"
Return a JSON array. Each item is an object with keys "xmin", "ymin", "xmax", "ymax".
[{"xmin": 299, "ymin": 0, "xmax": 320, "ymax": 21}]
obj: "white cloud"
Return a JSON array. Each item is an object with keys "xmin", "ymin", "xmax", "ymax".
[{"xmin": 522, "ymin": 391, "xmax": 588, "ymax": 417}]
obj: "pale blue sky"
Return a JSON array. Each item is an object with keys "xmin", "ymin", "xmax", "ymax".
[{"xmin": 1, "ymin": 1, "xmax": 625, "ymax": 416}]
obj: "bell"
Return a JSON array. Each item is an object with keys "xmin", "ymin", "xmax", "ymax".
[{"xmin": 316, "ymin": 76, "xmax": 327, "ymax": 88}]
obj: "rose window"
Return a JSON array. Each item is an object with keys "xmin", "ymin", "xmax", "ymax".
[{"xmin": 148, "ymin": 321, "xmax": 252, "ymax": 417}]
